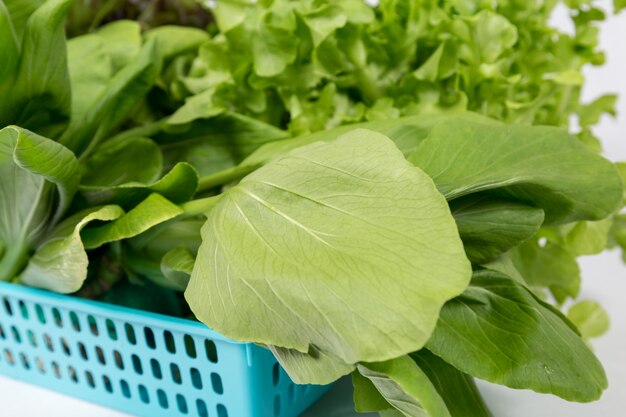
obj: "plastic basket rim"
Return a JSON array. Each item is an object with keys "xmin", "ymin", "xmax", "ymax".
[{"xmin": 0, "ymin": 280, "xmax": 241, "ymax": 345}]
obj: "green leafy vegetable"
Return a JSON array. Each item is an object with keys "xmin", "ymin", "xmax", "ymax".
[
  {"xmin": 0, "ymin": 2, "xmax": 622, "ymax": 416},
  {"xmin": 357, "ymin": 355, "xmax": 451, "ymax": 417},
  {"xmin": 186, "ymin": 129, "xmax": 471, "ymax": 372},
  {"xmin": 0, "ymin": 0, "xmax": 73, "ymax": 137},
  {"xmin": 60, "ymin": 36, "xmax": 162, "ymax": 156},
  {"xmin": 412, "ymin": 350, "xmax": 493, "ymax": 417},
  {"xmin": 409, "ymin": 119, "xmax": 622, "ymax": 224},
  {"xmin": 81, "ymin": 193, "xmax": 183, "ymax": 249},
  {"xmin": 426, "ymin": 270, "xmax": 607, "ymax": 402},
  {"xmin": 20, "ymin": 205, "xmax": 124, "ymax": 293},
  {"xmin": 0, "ymin": 126, "xmax": 78, "ymax": 279}
]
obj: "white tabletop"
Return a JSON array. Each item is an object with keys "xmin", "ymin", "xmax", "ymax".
[{"xmin": 2, "ymin": 1, "xmax": 625, "ymax": 416}]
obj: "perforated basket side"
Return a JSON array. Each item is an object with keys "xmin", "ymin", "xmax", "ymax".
[
  {"xmin": 246, "ymin": 346, "xmax": 331, "ymax": 417},
  {"xmin": 0, "ymin": 282, "xmax": 329, "ymax": 417}
]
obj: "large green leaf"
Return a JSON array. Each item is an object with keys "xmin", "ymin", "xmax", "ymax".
[
  {"xmin": 426, "ymin": 270, "xmax": 607, "ymax": 402},
  {"xmin": 186, "ymin": 129, "xmax": 471, "ymax": 368},
  {"xmin": 451, "ymin": 195, "xmax": 544, "ymax": 263},
  {"xmin": 20, "ymin": 205, "xmax": 124, "ymax": 293},
  {"xmin": 408, "ymin": 118, "xmax": 623, "ymax": 224},
  {"xmin": 357, "ymin": 355, "xmax": 451, "ymax": 417},
  {"xmin": 0, "ymin": 126, "xmax": 78, "ymax": 280},
  {"xmin": 0, "ymin": 0, "xmax": 73, "ymax": 137}
]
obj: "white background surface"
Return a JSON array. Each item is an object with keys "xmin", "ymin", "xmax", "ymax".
[{"xmin": 1, "ymin": 2, "xmax": 625, "ymax": 416}]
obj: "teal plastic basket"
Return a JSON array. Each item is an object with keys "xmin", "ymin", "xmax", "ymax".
[{"xmin": 0, "ymin": 281, "xmax": 329, "ymax": 417}]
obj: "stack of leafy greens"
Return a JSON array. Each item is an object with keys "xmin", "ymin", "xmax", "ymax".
[{"xmin": 1, "ymin": 0, "xmax": 625, "ymax": 416}]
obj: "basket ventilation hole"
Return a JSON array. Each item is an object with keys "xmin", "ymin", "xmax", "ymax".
[
  {"xmin": 113, "ymin": 350, "xmax": 124, "ymax": 369},
  {"xmin": 144, "ymin": 327, "xmax": 156, "ymax": 349},
  {"xmin": 217, "ymin": 404, "xmax": 228, "ymax": 417},
  {"xmin": 120, "ymin": 380, "xmax": 131, "ymax": 398},
  {"xmin": 68, "ymin": 366, "xmax": 78, "ymax": 383},
  {"xmin": 176, "ymin": 394, "xmax": 188, "ymax": 414},
  {"xmin": 18, "ymin": 301, "xmax": 29, "ymax": 319},
  {"xmin": 138, "ymin": 384, "xmax": 150, "ymax": 404},
  {"xmin": 78, "ymin": 342, "xmax": 89, "ymax": 361},
  {"xmin": 197, "ymin": 399, "xmax": 209, "ymax": 417},
  {"xmin": 274, "ymin": 395, "xmax": 281, "ymax": 417},
  {"xmin": 103, "ymin": 375, "xmax": 113, "ymax": 393},
  {"xmin": 288, "ymin": 384, "xmax": 295, "ymax": 404},
  {"xmin": 87, "ymin": 315, "xmax": 99, "ymax": 336},
  {"xmin": 52, "ymin": 308, "xmax": 63, "ymax": 328},
  {"xmin": 96, "ymin": 346, "xmax": 106, "ymax": 365},
  {"xmin": 131, "ymin": 354, "xmax": 143, "ymax": 375},
  {"xmin": 10, "ymin": 326, "xmax": 21, "ymax": 344},
  {"xmin": 2, "ymin": 349, "xmax": 14, "ymax": 367},
  {"xmin": 70, "ymin": 312, "xmax": 81, "ymax": 332},
  {"xmin": 35, "ymin": 304, "xmax": 46, "ymax": 324},
  {"xmin": 205, "ymin": 339, "xmax": 218, "ymax": 363},
  {"xmin": 19, "ymin": 353, "xmax": 30, "ymax": 370},
  {"xmin": 2, "ymin": 297, "xmax": 12, "ymax": 316},
  {"xmin": 170, "ymin": 363, "xmax": 182, "ymax": 384},
  {"xmin": 43, "ymin": 334, "xmax": 54, "ymax": 352},
  {"xmin": 184, "ymin": 335, "xmax": 196, "ymax": 358},
  {"xmin": 0, "ymin": 324, "xmax": 5, "ymax": 339},
  {"xmin": 60, "ymin": 337, "xmax": 71, "ymax": 356},
  {"xmin": 105, "ymin": 319, "xmax": 117, "ymax": 340},
  {"xmin": 86, "ymin": 371, "xmax": 95, "ymax": 388},
  {"xmin": 26, "ymin": 330, "xmax": 37, "ymax": 347},
  {"xmin": 157, "ymin": 389, "xmax": 169, "ymax": 409},
  {"xmin": 190, "ymin": 367, "xmax": 202, "ymax": 389},
  {"xmin": 36, "ymin": 357, "xmax": 46, "ymax": 374},
  {"xmin": 125, "ymin": 323, "xmax": 137, "ymax": 345},
  {"xmin": 151, "ymin": 359, "xmax": 162, "ymax": 379},
  {"xmin": 211, "ymin": 372, "xmax": 224, "ymax": 395},
  {"xmin": 272, "ymin": 363, "xmax": 280, "ymax": 386},
  {"xmin": 164, "ymin": 330, "xmax": 176, "ymax": 353},
  {"xmin": 52, "ymin": 361, "xmax": 61, "ymax": 378}
]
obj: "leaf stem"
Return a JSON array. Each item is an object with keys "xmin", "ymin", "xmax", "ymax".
[
  {"xmin": 0, "ymin": 240, "xmax": 30, "ymax": 282},
  {"xmin": 197, "ymin": 164, "xmax": 259, "ymax": 192},
  {"xmin": 179, "ymin": 195, "xmax": 224, "ymax": 217}
]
